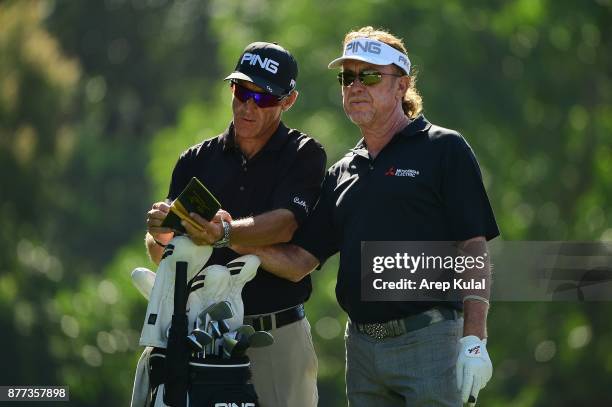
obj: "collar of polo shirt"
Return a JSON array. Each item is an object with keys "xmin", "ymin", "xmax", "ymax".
[{"xmin": 328, "ymin": 37, "xmax": 411, "ymax": 75}]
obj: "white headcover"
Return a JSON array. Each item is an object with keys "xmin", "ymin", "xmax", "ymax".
[
  {"xmin": 225, "ymin": 255, "xmax": 260, "ymax": 331},
  {"xmin": 186, "ymin": 264, "xmax": 231, "ymax": 330},
  {"xmin": 139, "ymin": 236, "xmax": 212, "ymax": 348},
  {"xmin": 328, "ymin": 37, "xmax": 411, "ymax": 75},
  {"xmin": 131, "ymin": 267, "xmax": 156, "ymax": 301}
]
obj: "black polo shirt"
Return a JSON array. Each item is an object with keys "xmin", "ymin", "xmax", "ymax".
[
  {"xmin": 167, "ymin": 121, "xmax": 326, "ymax": 315},
  {"xmin": 294, "ymin": 115, "xmax": 499, "ymax": 323}
]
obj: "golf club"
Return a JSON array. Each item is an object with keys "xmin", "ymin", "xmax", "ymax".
[
  {"xmin": 222, "ymin": 335, "xmax": 238, "ymax": 359},
  {"xmin": 247, "ymin": 331, "xmax": 274, "ymax": 348},
  {"xmin": 187, "ymin": 328, "xmax": 213, "ymax": 353}
]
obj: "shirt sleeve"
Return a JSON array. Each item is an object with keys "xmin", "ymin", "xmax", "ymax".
[
  {"xmin": 271, "ymin": 138, "xmax": 327, "ymax": 225},
  {"xmin": 167, "ymin": 151, "xmax": 192, "ymax": 201},
  {"xmin": 441, "ymin": 135, "xmax": 500, "ymax": 241},
  {"xmin": 292, "ymin": 171, "xmax": 340, "ymax": 266}
]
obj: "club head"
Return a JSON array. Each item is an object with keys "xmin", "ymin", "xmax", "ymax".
[
  {"xmin": 248, "ymin": 331, "xmax": 274, "ymax": 348},
  {"xmin": 211, "ymin": 301, "xmax": 234, "ymax": 320},
  {"xmin": 230, "ymin": 334, "xmax": 251, "ymax": 358},
  {"xmin": 198, "ymin": 301, "xmax": 233, "ymax": 324},
  {"xmin": 236, "ymin": 325, "xmax": 256, "ymax": 338},
  {"xmin": 222, "ymin": 336, "xmax": 238, "ymax": 359},
  {"xmin": 187, "ymin": 329, "xmax": 213, "ymax": 352}
]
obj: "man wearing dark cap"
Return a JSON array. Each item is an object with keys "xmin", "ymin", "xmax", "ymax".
[
  {"xmin": 236, "ymin": 27, "xmax": 499, "ymax": 406},
  {"xmin": 145, "ymin": 42, "xmax": 324, "ymax": 406}
]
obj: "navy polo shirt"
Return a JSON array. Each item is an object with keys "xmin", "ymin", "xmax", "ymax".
[
  {"xmin": 294, "ymin": 115, "xmax": 499, "ymax": 323},
  {"xmin": 167, "ymin": 121, "xmax": 326, "ymax": 315}
]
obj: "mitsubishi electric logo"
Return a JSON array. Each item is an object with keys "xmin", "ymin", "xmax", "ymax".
[
  {"xmin": 384, "ymin": 167, "xmax": 420, "ymax": 177},
  {"xmin": 240, "ymin": 52, "xmax": 279, "ymax": 74}
]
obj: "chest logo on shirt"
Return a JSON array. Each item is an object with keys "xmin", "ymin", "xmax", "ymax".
[
  {"xmin": 293, "ymin": 196, "xmax": 309, "ymax": 213},
  {"xmin": 384, "ymin": 166, "xmax": 420, "ymax": 177}
]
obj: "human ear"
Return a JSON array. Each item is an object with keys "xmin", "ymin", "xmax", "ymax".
[
  {"xmin": 397, "ymin": 76, "xmax": 410, "ymax": 100},
  {"xmin": 281, "ymin": 90, "xmax": 299, "ymax": 112}
]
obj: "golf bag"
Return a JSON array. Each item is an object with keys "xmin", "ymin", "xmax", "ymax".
[
  {"xmin": 131, "ymin": 238, "xmax": 263, "ymax": 407},
  {"xmin": 148, "ymin": 349, "xmax": 258, "ymax": 407}
]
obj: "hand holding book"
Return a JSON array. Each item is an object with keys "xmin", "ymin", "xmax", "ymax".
[{"xmin": 161, "ymin": 177, "xmax": 222, "ymax": 234}]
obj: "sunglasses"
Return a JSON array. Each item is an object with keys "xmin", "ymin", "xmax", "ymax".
[
  {"xmin": 337, "ymin": 69, "xmax": 403, "ymax": 86},
  {"xmin": 231, "ymin": 82, "xmax": 286, "ymax": 108}
]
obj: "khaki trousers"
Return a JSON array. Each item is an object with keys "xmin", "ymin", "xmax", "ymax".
[{"xmin": 246, "ymin": 317, "xmax": 319, "ymax": 407}]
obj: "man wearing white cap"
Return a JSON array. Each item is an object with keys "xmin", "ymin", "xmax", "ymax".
[
  {"xmin": 145, "ymin": 42, "xmax": 324, "ymax": 406},
  {"xmin": 237, "ymin": 27, "xmax": 499, "ymax": 406}
]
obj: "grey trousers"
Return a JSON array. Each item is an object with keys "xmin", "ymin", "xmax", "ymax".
[
  {"xmin": 345, "ymin": 318, "xmax": 463, "ymax": 407},
  {"xmin": 247, "ymin": 317, "xmax": 318, "ymax": 407}
]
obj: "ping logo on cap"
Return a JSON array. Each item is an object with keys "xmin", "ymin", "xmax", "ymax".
[
  {"xmin": 346, "ymin": 40, "xmax": 382, "ymax": 55},
  {"xmin": 240, "ymin": 52, "xmax": 279, "ymax": 74},
  {"xmin": 329, "ymin": 37, "xmax": 411, "ymax": 75}
]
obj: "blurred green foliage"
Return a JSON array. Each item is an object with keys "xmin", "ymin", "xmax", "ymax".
[{"xmin": 1, "ymin": 0, "xmax": 611, "ymax": 405}]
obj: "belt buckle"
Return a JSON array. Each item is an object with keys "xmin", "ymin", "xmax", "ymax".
[
  {"xmin": 363, "ymin": 323, "xmax": 388, "ymax": 340},
  {"xmin": 423, "ymin": 308, "xmax": 444, "ymax": 324},
  {"xmin": 248, "ymin": 314, "xmax": 274, "ymax": 331}
]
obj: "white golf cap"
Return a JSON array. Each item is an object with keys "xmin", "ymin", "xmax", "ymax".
[{"xmin": 328, "ymin": 37, "xmax": 411, "ymax": 75}]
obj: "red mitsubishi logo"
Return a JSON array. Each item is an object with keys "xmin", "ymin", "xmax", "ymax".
[{"xmin": 385, "ymin": 167, "xmax": 396, "ymax": 176}]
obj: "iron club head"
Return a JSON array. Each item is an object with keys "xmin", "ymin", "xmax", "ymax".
[
  {"xmin": 187, "ymin": 329, "xmax": 213, "ymax": 352},
  {"xmin": 198, "ymin": 301, "xmax": 233, "ymax": 326},
  {"xmin": 248, "ymin": 331, "xmax": 274, "ymax": 348}
]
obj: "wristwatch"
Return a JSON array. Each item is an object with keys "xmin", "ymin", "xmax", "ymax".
[{"xmin": 213, "ymin": 219, "xmax": 232, "ymax": 248}]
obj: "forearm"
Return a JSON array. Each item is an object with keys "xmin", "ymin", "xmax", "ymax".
[
  {"xmin": 235, "ymin": 243, "xmax": 319, "ymax": 282},
  {"xmin": 145, "ymin": 201, "xmax": 175, "ymax": 265},
  {"xmin": 461, "ymin": 265, "xmax": 490, "ymax": 338},
  {"xmin": 463, "ymin": 298, "xmax": 488, "ymax": 339},
  {"xmin": 145, "ymin": 233, "xmax": 166, "ymax": 265},
  {"xmin": 458, "ymin": 237, "xmax": 490, "ymax": 339},
  {"xmin": 230, "ymin": 209, "xmax": 298, "ymax": 246}
]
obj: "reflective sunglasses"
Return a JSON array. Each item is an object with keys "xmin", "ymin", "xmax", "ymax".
[
  {"xmin": 337, "ymin": 69, "xmax": 403, "ymax": 86},
  {"xmin": 231, "ymin": 82, "xmax": 286, "ymax": 108}
]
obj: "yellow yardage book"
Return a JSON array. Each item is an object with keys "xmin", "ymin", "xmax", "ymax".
[{"xmin": 161, "ymin": 177, "xmax": 222, "ymax": 234}]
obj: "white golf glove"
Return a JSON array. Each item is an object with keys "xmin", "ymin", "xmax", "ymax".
[{"xmin": 456, "ymin": 335, "xmax": 492, "ymax": 405}]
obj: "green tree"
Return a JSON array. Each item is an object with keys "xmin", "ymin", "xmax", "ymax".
[{"xmin": 2, "ymin": 0, "xmax": 611, "ymax": 405}]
